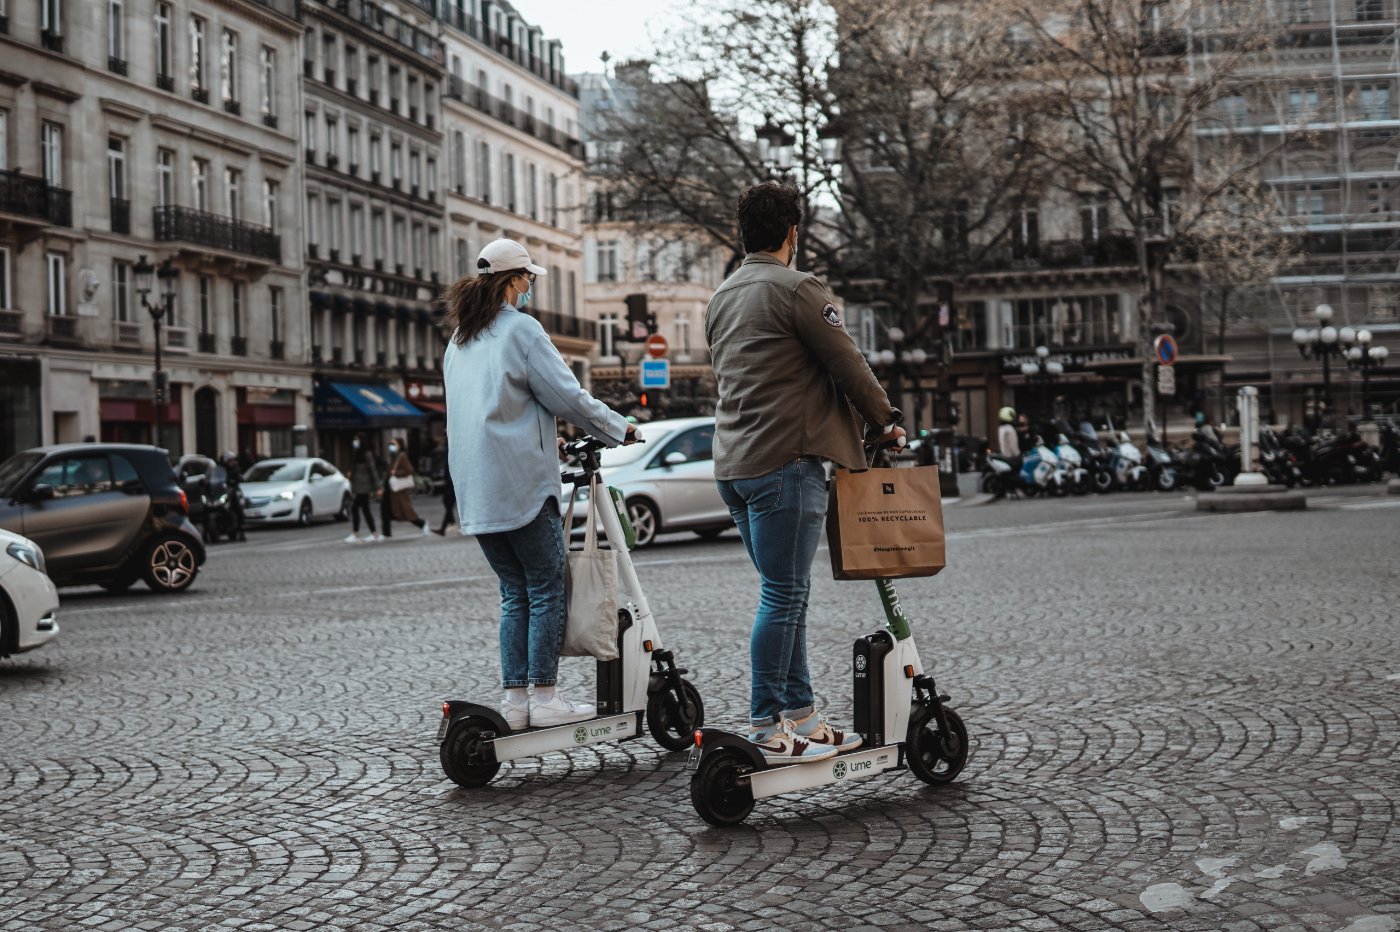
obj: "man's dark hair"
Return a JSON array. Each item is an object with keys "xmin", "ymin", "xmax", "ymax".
[{"xmin": 736, "ymin": 181, "xmax": 802, "ymax": 254}]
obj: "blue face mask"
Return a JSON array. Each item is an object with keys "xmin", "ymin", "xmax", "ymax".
[{"xmin": 514, "ymin": 287, "xmax": 532, "ymax": 310}]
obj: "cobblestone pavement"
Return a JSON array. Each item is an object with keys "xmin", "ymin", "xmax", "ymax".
[{"xmin": 2, "ymin": 490, "xmax": 1398, "ymax": 931}]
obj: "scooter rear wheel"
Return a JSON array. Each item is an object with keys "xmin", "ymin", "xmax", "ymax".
[
  {"xmin": 906, "ymin": 707, "xmax": 969, "ymax": 786},
  {"xmin": 440, "ymin": 716, "xmax": 501, "ymax": 788},
  {"xmin": 690, "ymin": 748, "xmax": 755, "ymax": 827},
  {"xmin": 647, "ymin": 679, "xmax": 705, "ymax": 752}
]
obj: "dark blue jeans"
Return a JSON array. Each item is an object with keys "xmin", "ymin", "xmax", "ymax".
[
  {"xmin": 475, "ymin": 500, "xmax": 566, "ymax": 687},
  {"xmin": 717, "ymin": 458, "xmax": 828, "ymax": 728}
]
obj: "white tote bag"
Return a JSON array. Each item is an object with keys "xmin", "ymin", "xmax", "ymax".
[{"xmin": 560, "ymin": 474, "xmax": 620, "ymax": 661}]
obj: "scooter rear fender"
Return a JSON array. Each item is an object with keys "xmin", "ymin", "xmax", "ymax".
[
  {"xmin": 440, "ymin": 700, "xmax": 513, "ymax": 739},
  {"xmin": 696, "ymin": 728, "xmax": 766, "ymax": 769}
]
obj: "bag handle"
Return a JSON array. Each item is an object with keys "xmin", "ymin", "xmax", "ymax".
[
  {"xmin": 582, "ymin": 472, "xmax": 600, "ymax": 552},
  {"xmin": 562, "ymin": 477, "xmax": 580, "ymax": 542}
]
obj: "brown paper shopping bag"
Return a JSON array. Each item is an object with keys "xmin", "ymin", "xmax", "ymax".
[{"xmin": 826, "ymin": 466, "xmax": 947, "ymax": 580}]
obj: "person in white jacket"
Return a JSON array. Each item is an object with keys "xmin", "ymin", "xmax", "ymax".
[{"xmin": 442, "ymin": 239, "xmax": 636, "ymax": 730}]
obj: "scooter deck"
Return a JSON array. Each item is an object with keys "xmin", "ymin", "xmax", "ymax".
[
  {"xmin": 746, "ymin": 743, "xmax": 903, "ymax": 800},
  {"xmin": 488, "ymin": 711, "xmax": 644, "ymax": 763}
]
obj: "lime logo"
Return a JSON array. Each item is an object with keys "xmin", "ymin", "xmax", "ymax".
[
  {"xmin": 832, "ymin": 761, "xmax": 847, "ymax": 780},
  {"xmin": 854, "ymin": 655, "xmax": 867, "ymax": 672},
  {"xmin": 573, "ymin": 727, "xmax": 589, "ymax": 744}
]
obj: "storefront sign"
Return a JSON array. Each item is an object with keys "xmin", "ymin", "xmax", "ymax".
[
  {"xmin": 1000, "ymin": 348, "xmax": 1133, "ymax": 373},
  {"xmin": 404, "ymin": 379, "xmax": 445, "ymax": 402}
]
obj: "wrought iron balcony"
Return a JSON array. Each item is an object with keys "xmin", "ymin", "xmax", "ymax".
[
  {"xmin": 157, "ymin": 72, "xmax": 174, "ymax": 91},
  {"xmin": 41, "ymin": 29, "xmax": 62, "ymax": 53},
  {"xmin": 0, "ymin": 170, "xmax": 72, "ymax": 226},
  {"xmin": 199, "ymin": 332, "xmax": 217, "ymax": 353},
  {"xmin": 231, "ymin": 336, "xmax": 248, "ymax": 356},
  {"xmin": 154, "ymin": 205, "xmax": 281, "ymax": 261},
  {"xmin": 109, "ymin": 56, "xmax": 128, "ymax": 75}
]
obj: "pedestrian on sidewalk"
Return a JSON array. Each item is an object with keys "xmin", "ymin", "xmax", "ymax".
[
  {"xmin": 432, "ymin": 438, "xmax": 458, "ymax": 536},
  {"xmin": 381, "ymin": 438, "xmax": 430, "ymax": 537},
  {"xmin": 705, "ymin": 181, "xmax": 903, "ymax": 764},
  {"xmin": 344, "ymin": 434, "xmax": 383, "ymax": 543},
  {"xmin": 442, "ymin": 238, "xmax": 637, "ymax": 730}
]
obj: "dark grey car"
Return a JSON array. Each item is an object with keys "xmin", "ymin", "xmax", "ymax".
[{"xmin": 0, "ymin": 444, "xmax": 207, "ymax": 593}]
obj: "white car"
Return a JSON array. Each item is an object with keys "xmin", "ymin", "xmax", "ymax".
[
  {"xmin": 240, "ymin": 458, "xmax": 353, "ymax": 526},
  {"xmin": 0, "ymin": 527, "xmax": 59, "ymax": 658},
  {"xmin": 562, "ymin": 416, "xmax": 732, "ymax": 547}
]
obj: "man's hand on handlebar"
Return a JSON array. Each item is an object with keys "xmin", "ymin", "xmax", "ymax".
[
  {"xmin": 877, "ymin": 425, "xmax": 908, "ymax": 449},
  {"xmin": 622, "ymin": 425, "xmax": 643, "ymax": 445}
]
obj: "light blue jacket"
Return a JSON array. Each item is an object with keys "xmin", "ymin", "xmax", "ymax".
[{"xmin": 444, "ymin": 304, "xmax": 629, "ymax": 535}]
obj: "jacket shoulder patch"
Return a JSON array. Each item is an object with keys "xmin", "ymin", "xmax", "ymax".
[{"xmin": 822, "ymin": 303, "xmax": 843, "ymax": 328}]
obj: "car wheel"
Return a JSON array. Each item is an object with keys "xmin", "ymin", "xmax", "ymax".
[
  {"xmin": 141, "ymin": 535, "xmax": 199, "ymax": 593},
  {"xmin": 335, "ymin": 493, "xmax": 352, "ymax": 522},
  {"xmin": 297, "ymin": 499, "xmax": 313, "ymax": 526},
  {"xmin": 627, "ymin": 498, "xmax": 660, "ymax": 548}
]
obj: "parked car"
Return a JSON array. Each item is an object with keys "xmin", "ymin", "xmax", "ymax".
[
  {"xmin": 0, "ymin": 527, "xmax": 59, "ymax": 657},
  {"xmin": 561, "ymin": 417, "xmax": 732, "ymax": 547},
  {"xmin": 239, "ymin": 458, "xmax": 352, "ymax": 526},
  {"xmin": 0, "ymin": 444, "xmax": 206, "ymax": 593}
]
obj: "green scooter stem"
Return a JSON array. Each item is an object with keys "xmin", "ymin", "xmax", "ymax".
[{"xmin": 875, "ymin": 578, "xmax": 913, "ymax": 641}]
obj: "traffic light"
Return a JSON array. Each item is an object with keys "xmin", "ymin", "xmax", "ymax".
[
  {"xmin": 625, "ymin": 293, "xmax": 649, "ymax": 340},
  {"xmin": 638, "ymin": 391, "xmax": 650, "ymax": 408}
]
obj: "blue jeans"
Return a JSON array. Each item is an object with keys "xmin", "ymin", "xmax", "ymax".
[
  {"xmin": 717, "ymin": 458, "xmax": 828, "ymax": 728},
  {"xmin": 475, "ymin": 500, "xmax": 566, "ymax": 687}
]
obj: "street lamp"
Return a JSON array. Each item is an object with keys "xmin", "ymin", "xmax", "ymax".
[
  {"xmin": 1344, "ymin": 329, "xmax": 1390, "ymax": 418},
  {"xmin": 134, "ymin": 254, "xmax": 178, "ymax": 448},
  {"xmin": 756, "ymin": 113, "xmax": 795, "ymax": 176},
  {"xmin": 1293, "ymin": 303, "xmax": 1365, "ymax": 419},
  {"xmin": 1019, "ymin": 345, "xmax": 1065, "ymax": 423}
]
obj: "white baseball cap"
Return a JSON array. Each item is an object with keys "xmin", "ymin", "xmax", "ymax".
[{"xmin": 477, "ymin": 238, "xmax": 547, "ymax": 276}]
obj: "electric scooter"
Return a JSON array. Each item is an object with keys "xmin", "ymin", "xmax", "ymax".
[
  {"xmin": 436, "ymin": 434, "xmax": 705, "ymax": 788},
  {"xmin": 687, "ymin": 434, "xmax": 969, "ymax": 826}
]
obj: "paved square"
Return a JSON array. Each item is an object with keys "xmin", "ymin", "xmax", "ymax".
[{"xmin": 2, "ymin": 493, "xmax": 1397, "ymax": 930}]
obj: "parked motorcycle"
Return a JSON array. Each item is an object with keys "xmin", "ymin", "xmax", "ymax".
[
  {"xmin": 1053, "ymin": 432, "xmax": 1092, "ymax": 495},
  {"xmin": 1105, "ymin": 425, "xmax": 1149, "ymax": 491},
  {"xmin": 981, "ymin": 435, "xmax": 1067, "ymax": 498},
  {"xmin": 1177, "ymin": 425, "xmax": 1229, "ymax": 492},
  {"xmin": 1143, "ymin": 421, "xmax": 1179, "ymax": 492}
]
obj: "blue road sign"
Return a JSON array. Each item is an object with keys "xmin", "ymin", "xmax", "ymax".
[
  {"xmin": 1154, "ymin": 334, "xmax": 1178, "ymax": 366},
  {"xmin": 640, "ymin": 358, "xmax": 670, "ymax": 389}
]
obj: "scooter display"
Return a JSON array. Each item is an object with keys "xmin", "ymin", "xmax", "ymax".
[
  {"xmin": 687, "ymin": 436, "xmax": 969, "ymax": 826},
  {"xmin": 436, "ymin": 434, "xmax": 705, "ymax": 788}
]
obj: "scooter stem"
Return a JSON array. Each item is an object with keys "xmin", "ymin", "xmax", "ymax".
[{"xmin": 875, "ymin": 578, "xmax": 913, "ymax": 641}]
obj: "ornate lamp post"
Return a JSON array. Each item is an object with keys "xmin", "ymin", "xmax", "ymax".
[
  {"xmin": 1291, "ymin": 303, "xmax": 1346, "ymax": 416},
  {"xmin": 1019, "ymin": 345, "xmax": 1065, "ymax": 423},
  {"xmin": 1345, "ymin": 329, "xmax": 1390, "ymax": 418},
  {"xmin": 134, "ymin": 255, "xmax": 178, "ymax": 447}
]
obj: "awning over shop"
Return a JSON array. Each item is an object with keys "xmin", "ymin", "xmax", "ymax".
[{"xmin": 314, "ymin": 381, "xmax": 426, "ymax": 429}]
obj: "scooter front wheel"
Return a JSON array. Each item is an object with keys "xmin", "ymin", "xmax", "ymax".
[
  {"xmin": 440, "ymin": 716, "xmax": 501, "ymax": 788},
  {"xmin": 690, "ymin": 748, "xmax": 755, "ymax": 827},
  {"xmin": 647, "ymin": 679, "xmax": 705, "ymax": 751},
  {"xmin": 906, "ymin": 706, "xmax": 969, "ymax": 786}
]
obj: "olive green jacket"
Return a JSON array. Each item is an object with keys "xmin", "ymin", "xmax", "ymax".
[{"xmin": 705, "ymin": 254, "xmax": 895, "ymax": 480}]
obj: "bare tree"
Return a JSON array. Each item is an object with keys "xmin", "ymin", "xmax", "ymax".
[{"xmin": 1013, "ymin": 0, "xmax": 1285, "ymax": 424}]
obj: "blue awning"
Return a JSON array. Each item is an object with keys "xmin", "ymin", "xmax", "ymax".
[{"xmin": 314, "ymin": 381, "xmax": 426, "ymax": 429}]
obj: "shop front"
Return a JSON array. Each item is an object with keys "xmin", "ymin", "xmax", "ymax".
[
  {"xmin": 313, "ymin": 379, "xmax": 426, "ymax": 473},
  {"xmin": 0, "ymin": 356, "xmax": 42, "ymax": 461},
  {"xmin": 238, "ymin": 388, "xmax": 299, "ymax": 459},
  {"xmin": 98, "ymin": 379, "xmax": 183, "ymax": 454}
]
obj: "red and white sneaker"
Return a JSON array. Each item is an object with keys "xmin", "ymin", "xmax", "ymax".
[
  {"xmin": 791, "ymin": 713, "xmax": 863, "ymax": 753},
  {"xmin": 747, "ymin": 720, "xmax": 838, "ymax": 763}
]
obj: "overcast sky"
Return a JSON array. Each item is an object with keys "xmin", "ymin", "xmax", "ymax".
[{"xmin": 505, "ymin": 0, "xmax": 681, "ymax": 75}]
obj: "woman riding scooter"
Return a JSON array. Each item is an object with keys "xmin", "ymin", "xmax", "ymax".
[{"xmin": 442, "ymin": 238, "xmax": 638, "ymax": 730}]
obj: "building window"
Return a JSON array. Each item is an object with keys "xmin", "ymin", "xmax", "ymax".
[
  {"xmin": 191, "ymin": 158, "xmax": 208, "ymax": 211},
  {"xmin": 595, "ymin": 241, "xmax": 618, "ymax": 282},
  {"xmin": 428, "ymin": 228, "xmax": 440, "ymax": 277},
  {"xmin": 220, "ymin": 29, "xmax": 238, "ymax": 104},
  {"xmin": 0, "ymin": 111, "xmax": 6, "ymax": 171},
  {"xmin": 426, "ymin": 157, "xmax": 436, "ymax": 200},
  {"xmin": 550, "ymin": 265, "xmax": 561, "ymax": 310},
  {"xmin": 526, "ymin": 162, "xmax": 538, "ymax": 219},
  {"xmin": 269, "ymin": 286, "xmax": 282, "ymax": 340},
  {"xmin": 260, "ymin": 46, "xmax": 277, "ymax": 119},
  {"xmin": 224, "ymin": 167, "xmax": 241, "ymax": 221},
  {"xmin": 504, "ymin": 152, "xmax": 516, "ymax": 210},
  {"xmin": 41, "ymin": 122, "xmax": 63, "ymax": 186},
  {"xmin": 325, "ymin": 116, "xmax": 338, "ymax": 160},
  {"xmin": 198, "ymin": 275, "xmax": 211, "ymax": 334},
  {"xmin": 391, "ymin": 143, "xmax": 402, "ymax": 185},
  {"xmin": 306, "ymin": 192, "xmax": 319, "ymax": 246},
  {"xmin": 1357, "ymin": 0, "xmax": 1384, "ymax": 21},
  {"xmin": 107, "ymin": 136, "xmax": 126, "ymax": 202},
  {"xmin": 263, "ymin": 179, "xmax": 278, "ymax": 232},
  {"xmin": 1359, "ymin": 83, "xmax": 1391, "ymax": 121},
  {"xmin": 231, "ymin": 282, "xmax": 242, "ymax": 338},
  {"xmin": 322, "ymin": 31, "xmax": 337, "ymax": 84},
  {"xmin": 411, "ymin": 222, "xmax": 423, "ymax": 272},
  {"xmin": 410, "ymin": 150, "xmax": 421, "ymax": 192},
  {"xmin": 190, "ymin": 16, "xmax": 207, "ymax": 93},
  {"xmin": 157, "ymin": 148, "xmax": 174, "ymax": 206},
  {"xmin": 1013, "ymin": 204, "xmax": 1039, "ymax": 258},
  {"xmin": 347, "ymin": 126, "xmax": 360, "ymax": 170},
  {"xmin": 1368, "ymin": 180, "xmax": 1392, "ymax": 215},
  {"xmin": 349, "ymin": 204, "xmax": 364, "ymax": 259},
  {"xmin": 675, "ymin": 312, "xmax": 692, "ymax": 355},
  {"xmin": 108, "ymin": 0, "xmax": 126, "ymax": 65},
  {"xmin": 41, "ymin": 0, "xmax": 62, "ymax": 40},
  {"xmin": 1220, "ymin": 94, "xmax": 1248, "ymax": 129},
  {"xmin": 1079, "ymin": 194, "xmax": 1107, "ymax": 243},
  {"xmin": 452, "ymin": 131, "xmax": 466, "ymax": 192},
  {"xmin": 372, "ymin": 210, "xmax": 386, "ymax": 262},
  {"xmin": 0, "ymin": 247, "xmax": 10, "ymax": 308},
  {"xmin": 154, "ymin": 3, "xmax": 172, "ymax": 84},
  {"xmin": 370, "ymin": 134, "xmax": 382, "ymax": 177},
  {"xmin": 112, "ymin": 260, "xmax": 130, "ymax": 321},
  {"xmin": 599, "ymin": 312, "xmax": 618, "ymax": 357},
  {"xmin": 568, "ymin": 270, "xmax": 577, "ymax": 315},
  {"xmin": 477, "ymin": 140, "xmax": 491, "ymax": 201},
  {"xmin": 455, "ymin": 237, "xmax": 469, "ymax": 277},
  {"xmin": 305, "ymin": 111, "xmax": 317, "ymax": 155},
  {"xmin": 47, "ymin": 253, "xmax": 67, "ymax": 316},
  {"xmin": 392, "ymin": 216, "xmax": 405, "ymax": 268},
  {"xmin": 1288, "ymin": 87, "xmax": 1320, "ymax": 122},
  {"xmin": 327, "ymin": 198, "xmax": 342, "ymax": 255},
  {"xmin": 547, "ymin": 173, "xmax": 559, "ymax": 226}
]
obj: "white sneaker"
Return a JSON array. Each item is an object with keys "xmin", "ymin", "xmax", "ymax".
[
  {"xmin": 344, "ymin": 533, "xmax": 362, "ymax": 544},
  {"xmin": 371, "ymin": 533, "xmax": 384, "ymax": 542},
  {"xmin": 529, "ymin": 693, "xmax": 595, "ymax": 728},
  {"xmin": 499, "ymin": 697, "xmax": 529, "ymax": 731},
  {"xmin": 421, "ymin": 523, "xmax": 432, "ymax": 536}
]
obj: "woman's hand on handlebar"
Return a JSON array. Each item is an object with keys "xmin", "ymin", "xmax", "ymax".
[
  {"xmin": 877, "ymin": 425, "xmax": 908, "ymax": 448},
  {"xmin": 622, "ymin": 424, "xmax": 643, "ymax": 445}
]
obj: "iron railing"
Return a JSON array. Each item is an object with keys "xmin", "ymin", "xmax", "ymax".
[
  {"xmin": 153, "ymin": 205, "xmax": 281, "ymax": 261},
  {"xmin": 0, "ymin": 170, "xmax": 72, "ymax": 226}
]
